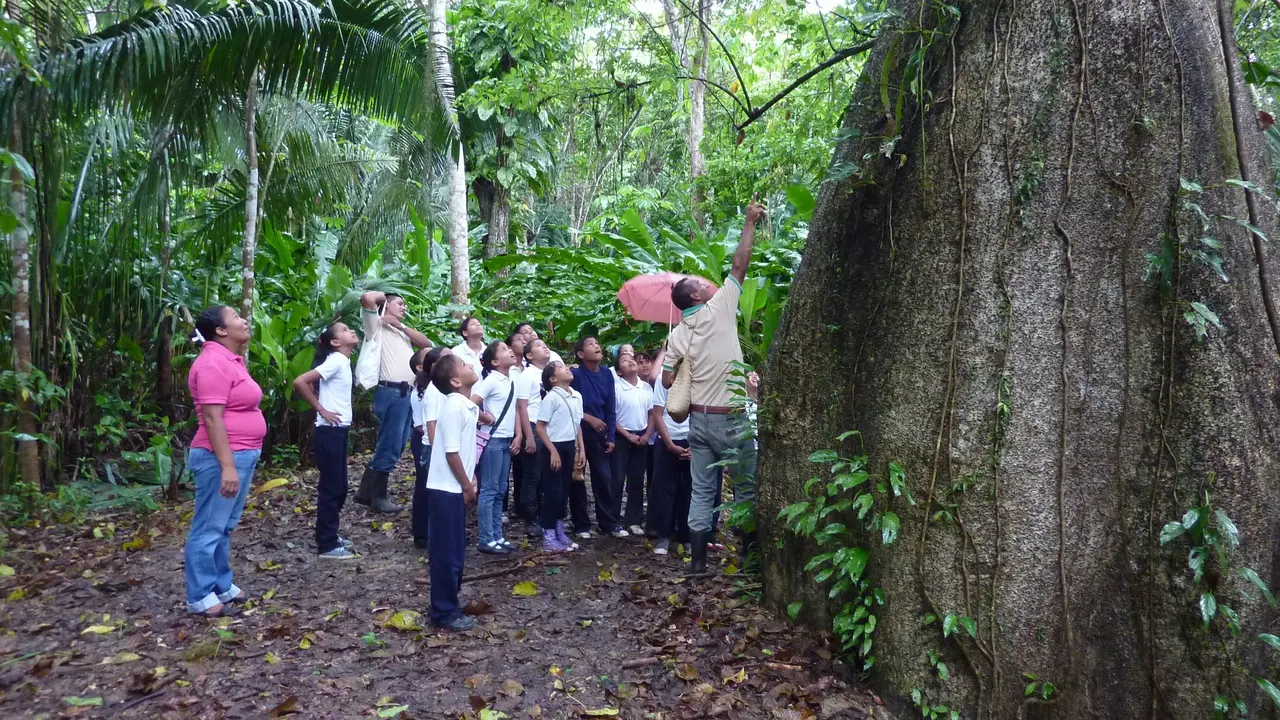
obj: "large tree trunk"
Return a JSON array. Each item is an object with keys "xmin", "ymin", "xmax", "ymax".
[
  {"xmin": 8, "ymin": 120, "xmax": 40, "ymax": 490},
  {"xmin": 688, "ymin": 0, "xmax": 708, "ymax": 225},
  {"xmin": 759, "ymin": 1, "xmax": 1280, "ymax": 718},
  {"xmin": 428, "ymin": 0, "xmax": 470, "ymax": 305},
  {"xmin": 239, "ymin": 70, "xmax": 260, "ymax": 337}
]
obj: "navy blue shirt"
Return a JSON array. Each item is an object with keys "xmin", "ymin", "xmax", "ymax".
[{"xmin": 571, "ymin": 365, "xmax": 616, "ymax": 443}]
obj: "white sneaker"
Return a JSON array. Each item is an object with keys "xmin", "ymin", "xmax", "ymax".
[
  {"xmin": 628, "ymin": 525, "xmax": 644, "ymax": 536},
  {"xmin": 319, "ymin": 547, "xmax": 358, "ymax": 560},
  {"xmin": 611, "ymin": 528, "xmax": 630, "ymax": 538},
  {"xmin": 576, "ymin": 531, "xmax": 592, "ymax": 540},
  {"xmin": 654, "ymin": 537, "xmax": 670, "ymax": 555}
]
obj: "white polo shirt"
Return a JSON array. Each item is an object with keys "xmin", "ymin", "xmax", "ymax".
[
  {"xmin": 451, "ymin": 341, "xmax": 485, "ymax": 376},
  {"xmin": 651, "ymin": 380, "xmax": 688, "ymax": 441},
  {"xmin": 427, "ymin": 392, "xmax": 479, "ymax": 493},
  {"xmin": 472, "ymin": 370, "xmax": 527, "ymax": 439},
  {"xmin": 615, "ymin": 376, "xmax": 653, "ymax": 432},
  {"xmin": 314, "ymin": 352, "xmax": 352, "ymax": 427},
  {"xmin": 413, "ymin": 383, "xmax": 446, "ymax": 446},
  {"xmin": 512, "ymin": 365, "xmax": 542, "ymax": 433},
  {"xmin": 538, "ymin": 387, "xmax": 583, "ymax": 443}
]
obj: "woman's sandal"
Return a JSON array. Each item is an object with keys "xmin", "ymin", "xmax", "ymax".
[{"xmin": 193, "ymin": 603, "xmax": 241, "ymax": 618}]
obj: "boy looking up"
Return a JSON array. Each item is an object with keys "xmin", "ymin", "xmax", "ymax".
[{"xmin": 426, "ymin": 355, "xmax": 481, "ymax": 631}]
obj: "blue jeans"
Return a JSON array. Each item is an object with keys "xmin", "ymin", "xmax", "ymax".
[
  {"xmin": 476, "ymin": 439, "xmax": 512, "ymax": 545},
  {"xmin": 184, "ymin": 447, "xmax": 260, "ymax": 613},
  {"xmin": 370, "ymin": 384, "xmax": 413, "ymax": 473}
]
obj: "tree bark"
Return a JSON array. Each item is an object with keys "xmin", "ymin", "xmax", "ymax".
[
  {"xmin": 429, "ymin": 0, "xmax": 471, "ymax": 305},
  {"xmin": 239, "ymin": 69, "xmax": 260, "ymax": 338},
  {"xmin": 486, "ymin": 181, "xmax": 510, "ymax": 260},
  {"xmin": 759, "ymin": 1, "xmax": 1280, "ymax": 718},
  {"xmin": 8, "ymin": 120, "xmax": 40, "ymax": 490},
  {"xmin": 688, "ymin": 0, "xmax": 708, "ymax": 225}
]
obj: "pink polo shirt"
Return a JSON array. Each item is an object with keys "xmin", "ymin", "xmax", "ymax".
[{"xmin": 189, "ymin": 342, "xmax": 267, "ymax": 452}]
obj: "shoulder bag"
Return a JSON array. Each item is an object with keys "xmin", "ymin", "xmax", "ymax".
[{"xmin": 475, "ymin": 382, "xmax": 515, "ymax": 457}]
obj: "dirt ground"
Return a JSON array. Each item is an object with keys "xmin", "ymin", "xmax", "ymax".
[{"xmin": 0, "ymin": 454, "xmax": 885, "ymax": 719}]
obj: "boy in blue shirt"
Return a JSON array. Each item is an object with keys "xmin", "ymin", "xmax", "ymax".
[{"xmin": 570, "ymin": 337, "xmax": 628, "ymax": 538}]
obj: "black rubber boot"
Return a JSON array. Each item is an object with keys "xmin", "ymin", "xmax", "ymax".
[
  {"xmin": 354, "ymin": 467, "xmax": 375, "ymax": 506},
  {"xmin": 689, "ymin": 531, "xmax": 709, "ymax": 574},
  {"xmin": 372, "ymin": 471, "xmax": 403, "ymax": 514}
]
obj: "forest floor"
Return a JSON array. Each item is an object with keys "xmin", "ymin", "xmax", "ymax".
[{"xmin": 0, "ymin": 453, "xmax": 886, "ymax": 719}]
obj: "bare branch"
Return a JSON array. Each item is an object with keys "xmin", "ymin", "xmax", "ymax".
[
  {"xmin": 735, "ymin": 39, "xmax": 876, "ymax": 131},
  {"xmin": 674, "ymin": 0, "xmax": 753, "ymax": 112}
]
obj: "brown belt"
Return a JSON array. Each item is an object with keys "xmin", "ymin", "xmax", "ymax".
[{"xmin": 689, "ymin": 404, "xmax": 733, "ymax": 415}]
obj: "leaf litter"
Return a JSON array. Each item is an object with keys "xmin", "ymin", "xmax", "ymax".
[{"xmin": 0, "ymin": 455, "xmax": 882, "ymax": 718}]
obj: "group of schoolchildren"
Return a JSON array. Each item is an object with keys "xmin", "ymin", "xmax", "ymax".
[{"xmin": 293, "ymin": 316, "xmax": 701, "ymax": 631}]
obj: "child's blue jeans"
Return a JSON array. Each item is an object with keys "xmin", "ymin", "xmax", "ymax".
[{"xmin": 476, "ymin": 439, "xmax": 511, "ymax": 545}]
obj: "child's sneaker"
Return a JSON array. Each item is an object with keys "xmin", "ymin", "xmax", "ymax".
[
  {"xmin": 338, "ymin": 536, "xmax": 354, "ymax": 549},
  {"xmin": 542, "ymin": 529, "xmax": 568, "ymax": 553},
  {"xmin": 478, "ymin": 541, "xmax": 511, "ymax": 555},
  {"xmin": 319, "ymin": 547, "xmax": 357, "ymax": 560},
  {"xmin": 611, "ymin": 527, "xmax": 630, "ymax": 538},
  {"xmin": 556, "ymin": 521, "xmax": 581, "ymax": 550},
  {"xmin": 497, "ymin": 537, "xmax": 515, "ymax": 551},
  {"xmin": 628, "ymin": 524, "xmax": 644, "ymax": 536},
  {"xmin": 653, "ymin": 537, "xmax": 670, "ymax": 556}
]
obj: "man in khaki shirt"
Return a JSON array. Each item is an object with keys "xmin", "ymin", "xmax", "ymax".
[
  {"xmin": 662, "ymin": 199, "xmax": 764, "ymax": 574},
  {"xmin": 357, "ymin": 291, "xmax": 431, "ymax": 513}
]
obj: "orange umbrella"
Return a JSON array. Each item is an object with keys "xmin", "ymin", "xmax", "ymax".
[{"xmin": 616, "ymin": 272, "xmax": 717, "ymax": 324}]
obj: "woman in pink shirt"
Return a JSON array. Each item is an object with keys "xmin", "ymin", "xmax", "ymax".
[{"xmin": 183, "ymin": 305, "xmax": 266, "ymax": 617}]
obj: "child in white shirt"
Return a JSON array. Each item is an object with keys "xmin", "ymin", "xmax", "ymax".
[{"xmin": 426, "ymin": 354, "xmax": 480, "ymax": 632}]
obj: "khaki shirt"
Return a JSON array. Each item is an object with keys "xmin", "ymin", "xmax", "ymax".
[
  {"xmin": 663, "ymin": 276, "xmax": 743, "ymax": 408},
  {"xmin": 362, "ymin": 309, "xmax": 415, "ymax": 384}
]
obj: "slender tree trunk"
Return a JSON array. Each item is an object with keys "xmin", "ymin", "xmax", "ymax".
[
  {"xmin": 156, "ymin": 147, "xmax": 174, "ymax": 421},
  {"xmin": 760, "ymin": 1, "xmax": 1280, "ymax": 717},
  {"xmin": 688, "ymin": 0, "xmax": 708, "ymax": 225},
  {"xmin": 660, "ymin": 0, "xmax": 689, "ymax": 106},
  {"xmin": 239, "ymin": 70, "xmax": 260, "ymax": 337},
  {"xmin": 8, "ymin": 120, "xmax": 39, "ymax": 490},
  {"xmin": 428, "ymin": 0, "xmax": 470, "ymax": 305},
  {"xmin": 486, "ymin": 182, "xmax": 510, "ymax": 260}
]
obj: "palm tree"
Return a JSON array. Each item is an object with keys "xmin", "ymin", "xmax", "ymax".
[
  {"xmin": 0, "ymin": 0, "xmax": 450, "ymax": 484},
  {"xmin": 428, "ymin": 0, "xmax": 470, "ymax": 305}
]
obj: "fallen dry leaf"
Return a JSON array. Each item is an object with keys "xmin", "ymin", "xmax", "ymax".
[
  {"xmin": 500, "ymin": 678, "xmax": 524, "ymax": 697},
  {"xmin": 268, "ymin": 695, "xmax": 298, "ymax": 717},
  {"xmin": 580, "ymin": 709, "xmax": 619, "ymax": 717},
  {"xmin": 513, "ymin": 581, "xmax": 538, "ymax": 596},
  {"xmin": 0, "ymin": 564, "xmax": 14, "ymax": 577},
  {"xmin": 675, "ymin": 663, "xmax": 699, "ymax": 681},
  {"xmin": 257, "ymin": 478, "xmax": 291, "ymax": 493},
  {"xmin": 384, "ymin": 610, "xmax": 423, "ymax": 632},
  {"xmin": 100, "ymin": 651, "xmax": 142, "ymax": 665},
  {"xmin": 81, "ymin": 624, "xmax": 116, "ymax": 635},
  {"xmin": 722, "ymin": 667, "xmax": 747, "ymax": 685},
  {"xmin": 298, "ymin": 633, "xmax": 315, "ymax": 650}
]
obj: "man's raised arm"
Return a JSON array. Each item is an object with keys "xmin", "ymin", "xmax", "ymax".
[
  {"xmin": 730, "ymin": 195, "xmax": 767, "ymax": 285},
  {"xmin": 360, "ymin": 290, "xmax": 385, "ymax": 311}
]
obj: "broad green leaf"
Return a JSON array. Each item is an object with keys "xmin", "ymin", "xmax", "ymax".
[
  {"xmin": 1237, "ymin": 567, "xmax": 1278, "ymax": 608},
  {"xmin": 958, "ymin": 616, "xmax": 977, "ymax": 638},
  {"xmin": 1200, "ymin": 592, "xmax": 1218, "ymax": 627},
  {"xmin": 881, "ymin": 512, "xmax": 900, "ymax": 545},
  {"xmin": 787, "ymin": 602, "xmax": 802, "ymax": 620},
  {"xmin": 1260, "ymin": 633, "xmax": 1280, "ymax": 652},
  {"xmin": 1259, "ymin": 678, "xmax": 1280, "ymax": 708},
  {"xmin": 785, "ymin": 184, "xmax": 815, "ymax": 219},
  {"xmin": 942, "ymin": 614, "xmax": 957, "ymax": 638}
]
